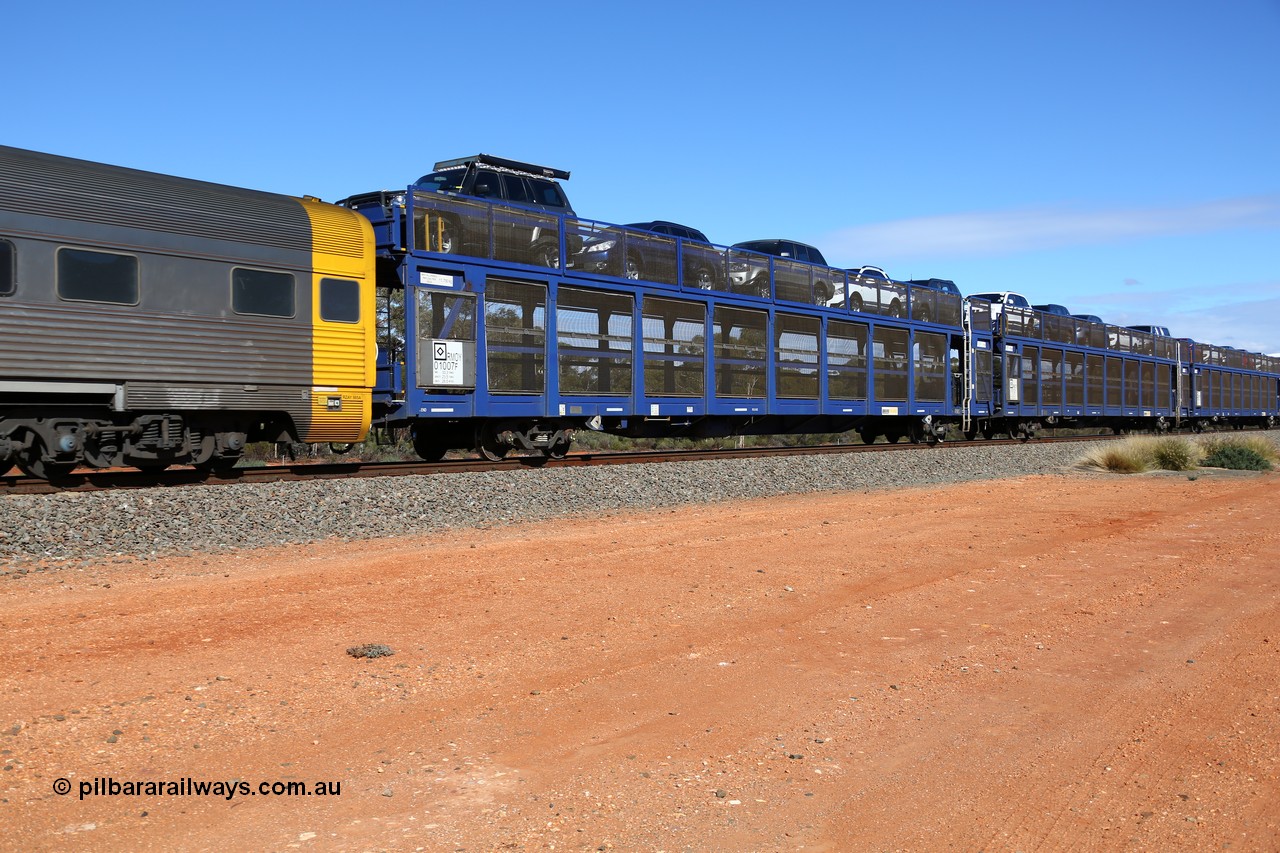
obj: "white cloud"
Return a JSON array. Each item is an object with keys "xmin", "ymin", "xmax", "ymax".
[
  {"xmin": 1088, "ymin": 281, "xmax": 1280, "ymax": 352},
  {"xmin": 820, "ymin": 195, "xmax": 1280, "ymax": 260}
]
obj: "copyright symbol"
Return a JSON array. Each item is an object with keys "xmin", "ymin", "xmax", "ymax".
[{"xmin": 53, "ymin": 778, "xmax": 71, "ymax": 796}]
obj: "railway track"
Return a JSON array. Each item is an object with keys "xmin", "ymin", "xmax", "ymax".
[{"xmin": 0, "ymin": 434, "xmax": 1122, "ymax": 496}]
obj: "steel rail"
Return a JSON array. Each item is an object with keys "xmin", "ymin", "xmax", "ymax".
[{"xmin": 0, "ymin": 434, "xmax": 1123, "ymax": 496}]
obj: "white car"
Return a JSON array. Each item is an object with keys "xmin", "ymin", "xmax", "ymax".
[{"xmin": 968, "ymin": 291, "xmax": 1030, "ymax": 319}]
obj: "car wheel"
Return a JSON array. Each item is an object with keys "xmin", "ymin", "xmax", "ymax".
[
  {"xmin": 475, "ymin": 423, "xmax": 511, "ymax": 462},
  {"xmin": 917, "ymin": 305, "xmax": 932, "ymax": 324},
  {"xmin": 624, "ymin": 253, "xmax": 642, "ymax": 280},
  {"xmin": 692, "ymin": 266, "xmax": 716, "ymax": 290},
  {"xmin": 887, "ymin": 299, "xmax": 903, "ymax": 319},
  {"xmin": 850, "ymin": 293, "xmax": 864, "ymax": 313},
  {"xmin": 814, "ymin": 280, "xmax": 832, "ymax": 305},
  {"xmin": 531, "ymin": 239, "xmax": 559, "ymax": 269},
  {"xmin": 427, "ymin": 217, "xmax": 459, "ymax": 254}
]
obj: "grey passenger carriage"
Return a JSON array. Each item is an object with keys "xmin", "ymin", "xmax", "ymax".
[{"xmin": 0, "ymin": 146, "xmax": 376, "ymax": 478}]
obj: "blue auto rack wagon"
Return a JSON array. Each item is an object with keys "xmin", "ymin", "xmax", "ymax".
[{"xmin": 340, "ymin": 157, "xmax": 1277, "ymax": 460}]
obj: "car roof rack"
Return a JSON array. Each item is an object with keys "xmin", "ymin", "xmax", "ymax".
[{"xmin": 432, "ymin": 154, "xmax": 570, "ymax": 181}]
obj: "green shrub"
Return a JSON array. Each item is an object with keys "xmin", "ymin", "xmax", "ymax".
[{"xmin": 1200, "ymin": 444, "xmax": 1272, "ymax": 471}]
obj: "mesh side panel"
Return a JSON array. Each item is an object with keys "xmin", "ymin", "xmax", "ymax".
[
  {"xmin": 775, "ymin": 313, "xmax": 819, "ymax": 399},
  {"xmin": 878, "ymin": 281, "xmax": 907, "ymax": 318},
  {"xmin": 642, "ymin": 296, "xmax": 705, "ymax": 398},
  {"xmin": 557, "ymin": 287, "xmax": 634, "ymax": 395},
  {"xmin": 1065, "ymin": 351, "xmax": 1085, "ymax": 406},
  {"xmin": 1044, "ymin": 315, "xmax": 1073, "ymax": 344},
  {"xmin": 910, "ymin": 286, "xmax": 935, "ymax": 322},
  {"xmin": 485, "ymin": 278, "xmax": 546, "ymax": 393},
  {"xmin": 1086, "ymin": 355, "xmax": 1104, "ymax": 407},
  {"xmin": 828, "ymin": 320, "xmax": 869, "ymax": 400},
  {"xmin": 1021, "ymin": 347, "xmax": 1040, "ymax": 407},
  {"xmin": 1006, "ymin": 307, "xmax": 1036, "ymax": 338},
  {"xmin": 567, "ymin": 221, "xmax": 678, "ymax": 285},
  {"xmin": 413, "ymin": 193, "xmax": 560, "ymax": 268},
  {"xmin": 772, "ymin": 258, "xmax": 811, "ymax": 305},
  {"xmin": 968, "ymin": 301, "xmax": 992, "ymax": 331},
  {"xmin": 725, "ymin": 249, "xmax": 769, "ymax": 298},
  {"xmin": 713, "ymin": 305, "xmax": 767, "ymax": 398},
  {"xmin": 873, "ymin": 327, "xmax": 909, "ymax": 402},
  {"xmin": 1124, "ymin": 360, "xmax": 1141, "ymax": 406},
  {"xmin": 1106, "ymin": 358, "xmax": 1123, "ymax": 407},
  {"xmin": 492, "ymin": 206, "xmax": 559, "ymax": 266},
  {"xmin": 413, "ymin": 193, "xmax": 490, "ymax": 255},
  {"xmin": 914, "ymin": 332, "xmax": 947, "ymax": 402},
  {"xmin": 1041, "ymin": 348, "xmax": 1063, "ymax": 406}
]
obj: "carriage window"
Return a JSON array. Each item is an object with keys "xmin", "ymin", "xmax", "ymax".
[
  {"xmin": 232, "ymin": 268, "xmax": 295, "ymax": 318},
  {"xmin": 320, "ymin": 278, "xmax": 360, "ymax": 323},
  {"xmin": 57, "ymin": 247, "xmax": 138, "ymax": 304},
  {"xmin": 0, "ymin": 240, "xmax": 13, "ymax": 295}
]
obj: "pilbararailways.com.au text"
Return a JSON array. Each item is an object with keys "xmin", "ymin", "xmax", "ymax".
[{"xmin": 54, "ymin": 777, "xmax": 341, "ymax": 801}]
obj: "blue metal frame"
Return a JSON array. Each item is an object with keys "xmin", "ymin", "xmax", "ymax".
[{"xmin": 349, "ymin": 188, "xmax": 1280, "ymax": 440}]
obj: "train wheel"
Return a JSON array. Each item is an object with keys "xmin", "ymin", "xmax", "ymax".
[
  {"xmin": 15, "ymin": 440, "xmax": 75, "ymax": 481},
  {"xmin": 475, "ymin": 424, "xmax": 510, "ymax": 462},
  {"xmin": 543, "ymin": 434, "xmax": 572, "ymax": 461},
  {"xmin": 411, "ymin": 429, "xmax": 448, "ymax": 462},
  {"xmin": 0, "ymin": 464, "xmax": 13, "ymax": 477},
  {"xmin": 963, "ymin": 427, "xmax": 978, "ymax": 441},
  {"xmin": 858, "ymin": 428, "xmax": 877, "ymax": 445},
  {"xmin": 981, "ymin": 426, "xmax": 995, "ymax": 440}
]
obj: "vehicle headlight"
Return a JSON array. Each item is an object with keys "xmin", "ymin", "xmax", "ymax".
[{"xmin": 586, "ymin": 240, "xmax": 616, "ymax": 253}]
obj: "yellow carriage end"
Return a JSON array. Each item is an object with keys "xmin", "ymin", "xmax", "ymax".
[{"xmin": 299, "ymin": 198, "xmax": 377, "ymax": 444}]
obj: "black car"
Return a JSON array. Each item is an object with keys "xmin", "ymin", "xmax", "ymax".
[
  {"xmin": 728, "ymin": 239, "xmax": 836, "ymax": 304},
  {"xmin": 1032, "ymin": 303, "xmax": 1071, "ymax": 316},
  {"xmin": 905, "ymin": 279, "xmax": 962, "ymax": 324},
  {"xmin": 412, "ymin": 154, "xmax": 575, "ymax": 267},
  {"xmin": 908, "ymin": 278, "xmax": 961, "ymax": 296},
  {"xmin": 575, "ymin": 220, "xmax": 723, "ymax": 288}
]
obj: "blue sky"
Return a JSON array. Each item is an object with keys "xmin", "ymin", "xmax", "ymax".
[{"xmin": 6, "ymin": 0, "xmax": 1278, "ymax": 351}]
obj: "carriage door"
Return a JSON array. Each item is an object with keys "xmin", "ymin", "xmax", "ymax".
[{"xmin": 415, "ymin": 288, "xmax": 477, "ymax": 390}]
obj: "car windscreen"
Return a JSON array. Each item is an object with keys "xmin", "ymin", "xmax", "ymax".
[{"xmin": 415, "ymin": 170, "xmax": 465, "ymax": 193}]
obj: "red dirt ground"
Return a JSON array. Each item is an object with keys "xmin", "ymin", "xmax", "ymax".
[{"xmin": 2, "ymin": 471, "xmax": 1278, "ymax": 852}]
